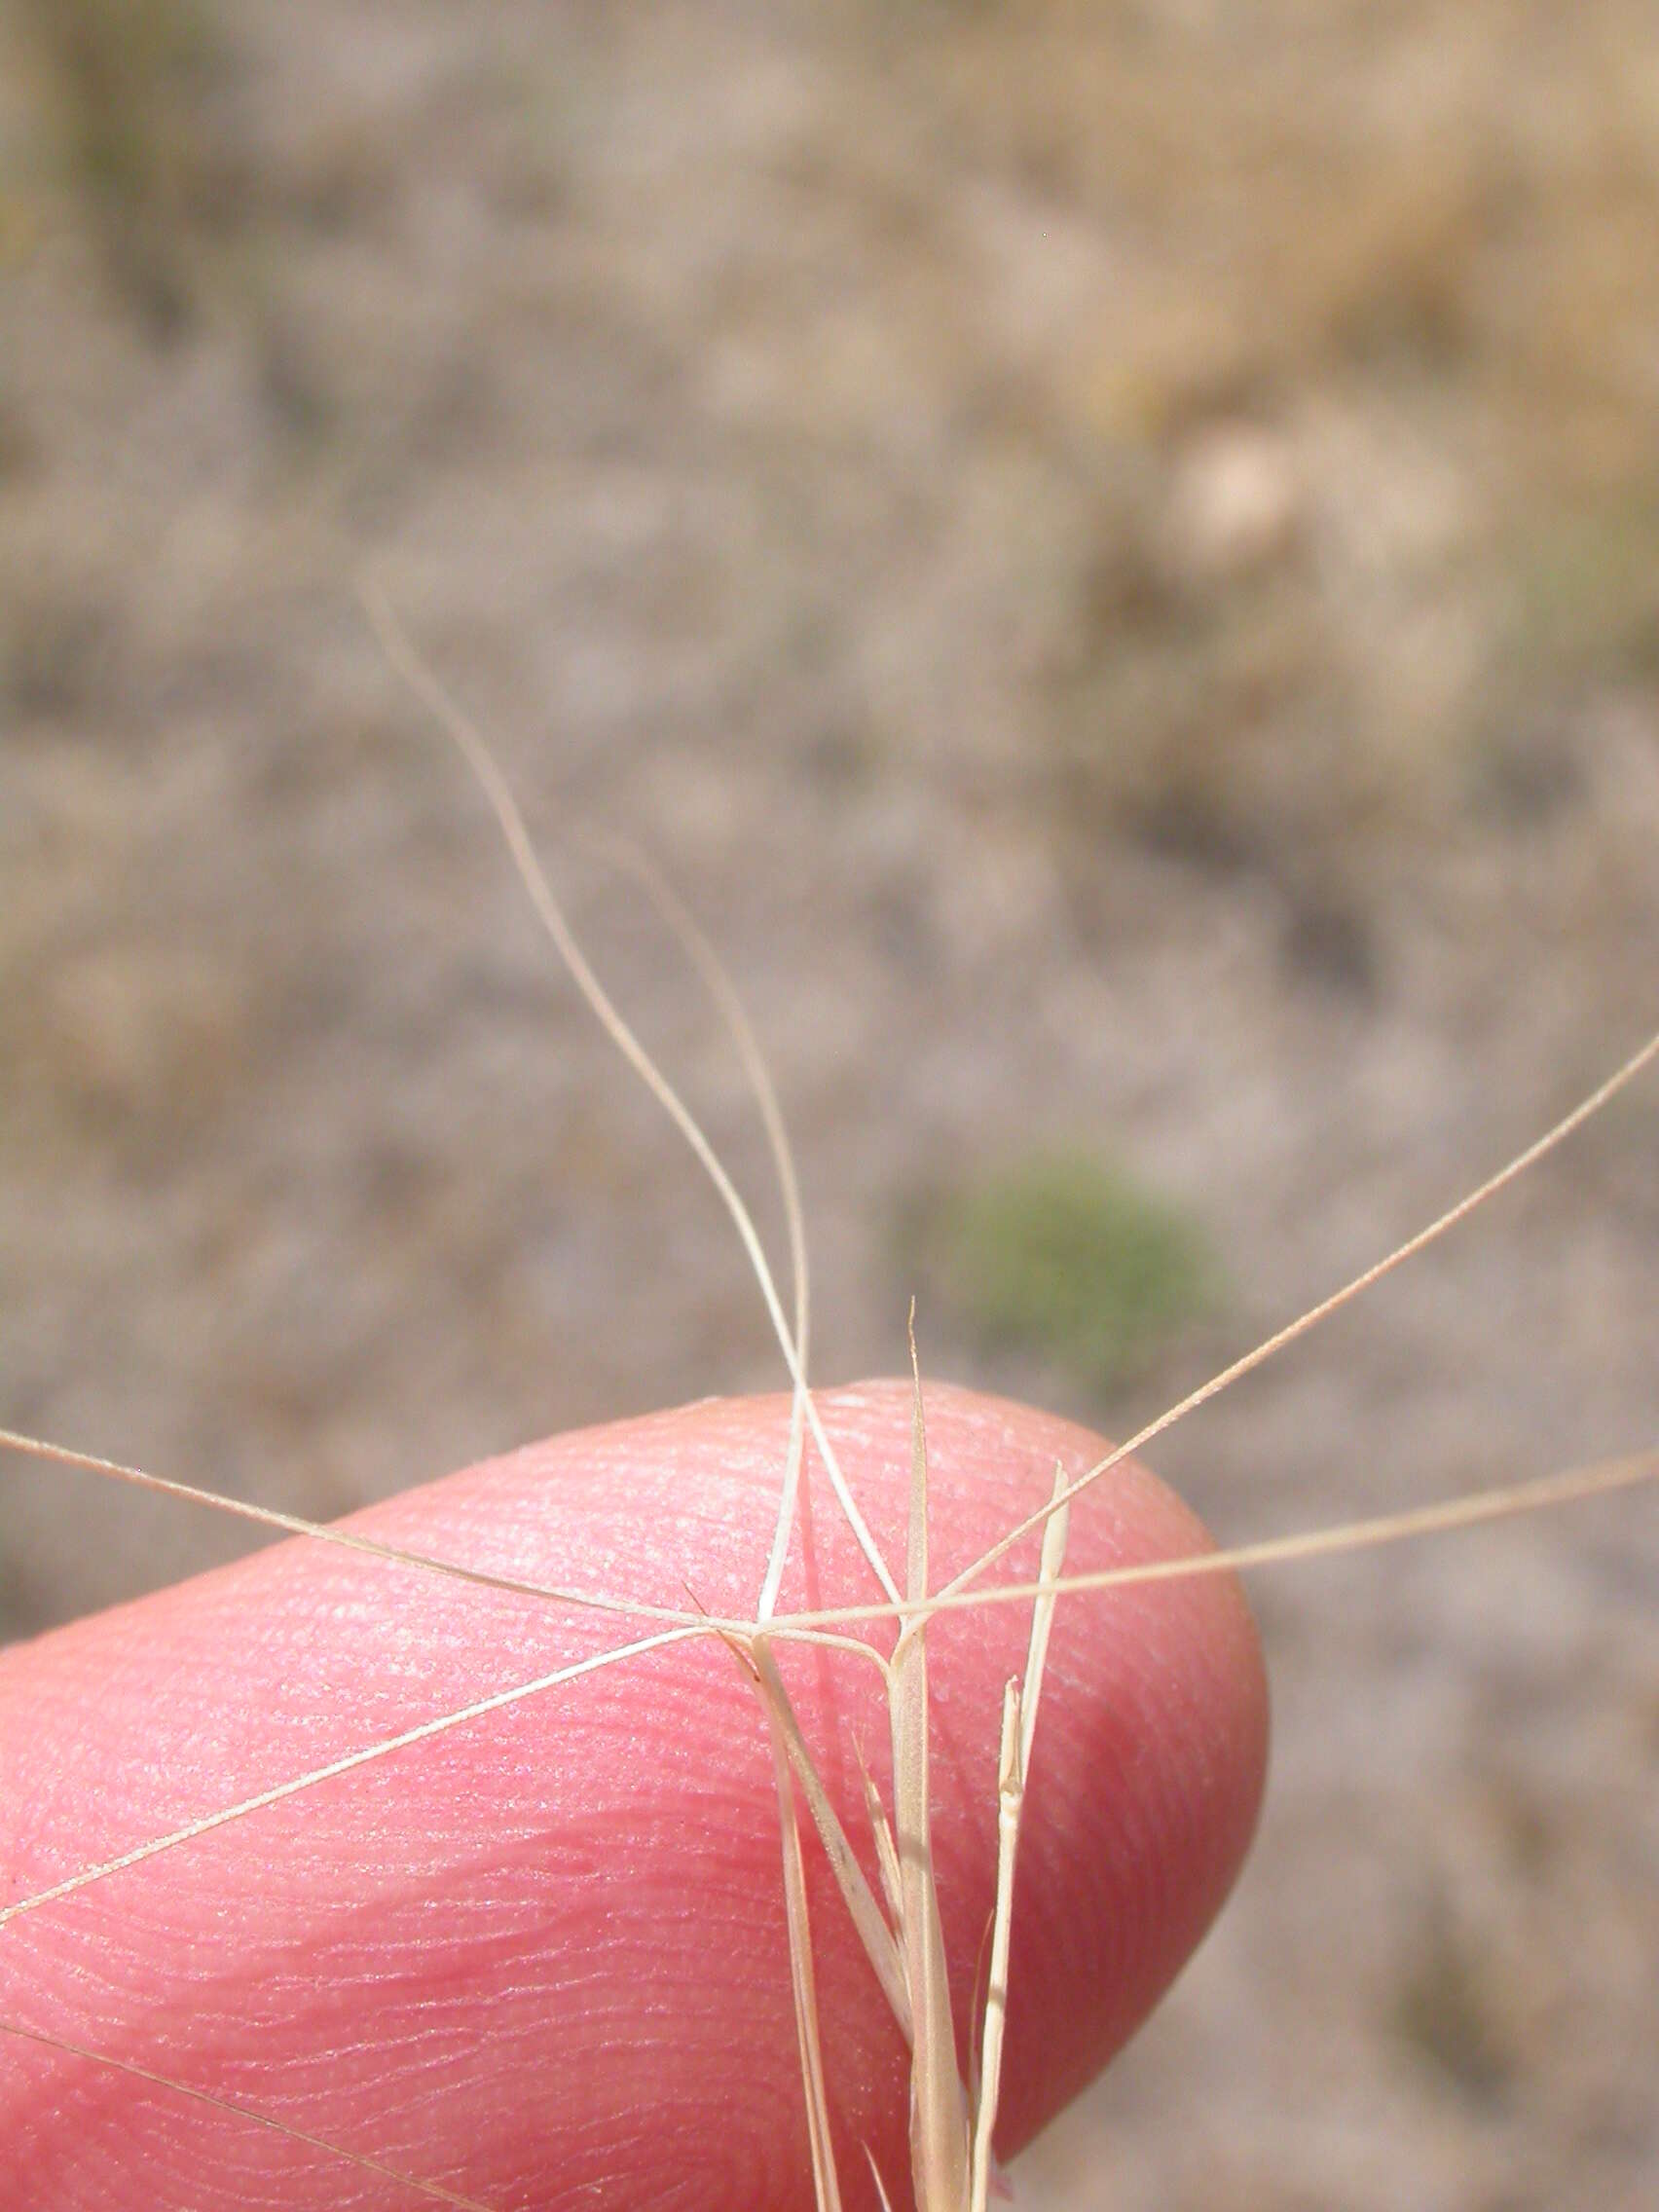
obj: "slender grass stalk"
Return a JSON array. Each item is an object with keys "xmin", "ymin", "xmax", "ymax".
[{"xmin": 1, "ymin": 600, "xmax": 1654, "ymax": 2209}]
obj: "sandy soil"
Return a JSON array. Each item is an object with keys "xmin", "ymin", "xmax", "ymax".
[{"xmin": 3, "ymin": 3, "xmax": 1657, "ymax": 2205}]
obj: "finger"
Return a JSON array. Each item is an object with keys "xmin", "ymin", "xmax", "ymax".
[{"xmin": 0, "ymin": 1380, "xmax": 1267, "ymax": 2211}]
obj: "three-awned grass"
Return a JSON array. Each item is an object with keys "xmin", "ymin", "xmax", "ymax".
[
  {"xmin": 361, "ymin": 580, "xmax": 1070, "ymax": 2211},
  {"xmin": 0, "ymin": 589, "xmax": 1654, "ymax": 2207}
]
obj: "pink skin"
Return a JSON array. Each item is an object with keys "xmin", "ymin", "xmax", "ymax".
[{"xmin": 0, "ymin": 1381, "xmax": 1268, "ymax": 2211}]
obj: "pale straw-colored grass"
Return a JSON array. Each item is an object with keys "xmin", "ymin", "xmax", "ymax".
[{"xmin": 1, "ymin": 597, "xmax": 1654, "ymax": 2208}]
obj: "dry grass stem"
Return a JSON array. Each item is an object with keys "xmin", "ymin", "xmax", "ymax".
[
  {"xmin": 767, "ymin": 1714, "xmax": 847, "ymax": 2212},
  {"xmin": 1, "ymin": 601, "xmax": 1654, "ymax": 2210},
  {"xmin": 752, "ymin": 1639, "xmax": 913, "ymax": 2043},
  {"xmin": 891, "ymin": 1332, "xmax": 972, "ymax": 2211},
  {"xmin": 969, "ymin": 1678, "xmax": 1023, "ymax": 2212},
  {"xmin": 942, "ymin": 1021, "xmax": 1659, "ymax": 1604},
  {"xmin": 769, "ymin": 1446, "xmax": 1659, "ymax": 1640},
  {"xmin": 358, "ymin": 578, "xmax": 901, "ymax": 1614}
]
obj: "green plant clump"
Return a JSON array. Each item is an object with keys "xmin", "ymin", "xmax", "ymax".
[
  {"xmin": 927, "ymin": 1151, "xmax": 1218, "ymax": 1395},
  {"xmin": 23, "ymin": 0, "xmax": 227, "ymax": 334}
]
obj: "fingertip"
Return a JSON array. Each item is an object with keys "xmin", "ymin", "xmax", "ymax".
[{"xmin": 0, "ymin": 1382, "xmax": 1267, "ymax": 2211}]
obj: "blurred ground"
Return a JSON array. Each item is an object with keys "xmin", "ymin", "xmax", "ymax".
[{"xmin": 2, "ymin": 3, "xmax": 1657, "ymax": 2206}]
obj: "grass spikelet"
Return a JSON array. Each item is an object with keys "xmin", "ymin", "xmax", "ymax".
[
  {"xmin": 969, "ymin": 1677, "xmax": 1022, "ymax": 2212},
  {"xmin": 891, "ymin": 1317, "xmax": 972, "ymax": 2211},
  {"xmin": 751, "ymin": 1637, "xmax": 912, "ymax": 2044}
]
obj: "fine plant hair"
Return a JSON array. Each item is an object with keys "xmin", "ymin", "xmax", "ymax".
[{"xmin": 1, "ymin": 594, "xmax": 1656, "ymax": 2208}]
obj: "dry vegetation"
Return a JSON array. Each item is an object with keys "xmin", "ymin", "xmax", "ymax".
[{"xmin": 2, "ymin": 0, "xmax": 1657, "ymax": 2206}]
